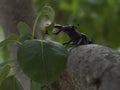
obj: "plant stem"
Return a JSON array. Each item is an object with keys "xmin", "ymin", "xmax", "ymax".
[{"xmin": 32, "ymin": 12, "xmax": 42, "ymax": 39}]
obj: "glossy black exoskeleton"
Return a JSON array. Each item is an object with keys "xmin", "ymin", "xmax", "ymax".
[{"xmin": 53, "ymin": 24, "xmax": 92, "ymax": 46}]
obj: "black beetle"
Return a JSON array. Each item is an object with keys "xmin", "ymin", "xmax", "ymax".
[{"xmin": 53, "ymin": 24, "xmax": 92, "ymax": 46}]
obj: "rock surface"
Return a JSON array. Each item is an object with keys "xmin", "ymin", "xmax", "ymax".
[{"xmin": 43, "ymin": 44, "xmax": 120, "ymax": 90}]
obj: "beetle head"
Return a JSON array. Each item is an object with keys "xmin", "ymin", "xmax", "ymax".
[
  {"xmin": 53, "ymin": 24, "xmax": 76, "ymax": 35},
  {"xmin": 52, "ymin": 24, "xmax": 62, "ymax": 35}
]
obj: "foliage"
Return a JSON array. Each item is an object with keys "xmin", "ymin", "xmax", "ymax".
[
  {"xmin": 31, "ymin": 81, "xmax": 41, "ymax": 90},
  {"xmin": 0, "ymin": 5, "xmax": 68, "ymax": 89},
  {"xmin": 17, "ymin": 40, "xmax": 67, "ymax": 84},
  {"xmin": 17, "ymin": 22, "xmax": 33, "ymax": 43},
  {"xmin": 0, "ymin": 76, "xmax": 23, "ymax": 90},
  {"xmin": 32, "ymin": 5, "xmax": 55, "ymax": 39},
  {"xmin": 0, "ymin": 34, "xmax": 21, "ymax": 47},
  {"xmin": 0, "ymin": 64, "xmax": 10, "ymax": 85}
]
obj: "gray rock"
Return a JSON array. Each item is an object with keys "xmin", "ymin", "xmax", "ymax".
[{"xmin": 67, "ymin": 44, "xmax": 120, "ymax": 90}]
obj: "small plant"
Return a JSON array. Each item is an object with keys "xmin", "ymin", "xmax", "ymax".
[{"xmin": 0, "ymin": 5, "xmax": 68, "ymax": 89}]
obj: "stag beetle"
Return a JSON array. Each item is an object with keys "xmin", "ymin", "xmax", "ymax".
[{"xmin": 52, "ymin": 24, "xmax": 92, "ymax": 46}]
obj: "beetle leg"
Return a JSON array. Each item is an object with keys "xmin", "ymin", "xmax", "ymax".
[
  {"xmin": 63, "ymin": 40, "xmax": 73, "ymax": 45},
  {"xmin": 77, "ymin": 38, "xmax": 82, "ymax": 45},
  {"xmin": 69, "ymin": 41, "xmax": 77, "ymax": 45}
]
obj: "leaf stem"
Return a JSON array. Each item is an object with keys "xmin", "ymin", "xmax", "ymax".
[{"xmin": 32, "ymin": 12, "xmax": 42, "ymax": 39}]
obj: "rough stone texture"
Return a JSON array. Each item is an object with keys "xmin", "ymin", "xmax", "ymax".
[
  {"xmin": 66, "ymin": 44, "xmax": 120, "ymax": 90},
  {"xmin": 41, "ymin": 44, "xmax": 120, "ymax": 90}
]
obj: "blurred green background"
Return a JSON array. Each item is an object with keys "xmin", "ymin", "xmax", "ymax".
[
  {"xmin": 33, "ymin": 0, "xmax": 120, "ymax": 50},
  {"xmin": 0, "ymin": 0, "xmax": 120, "ymax": 62}
]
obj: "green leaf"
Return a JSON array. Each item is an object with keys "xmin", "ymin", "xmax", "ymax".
[
  {"xmin": 42, "ymin": 5, "xmax": 55, "ymax": 22},
  {"xmin": 0, "ymin": 65, "xmax": 10, "ymax": 85},
  {"xmin": 0, "ymin": 76, "xmax": 23, "ymax": 90},
  {"xmin": 32, "ymin": 5, "xmax": 55, "ymax": 39},
  {"xmin": 17, "ymin": 40, "xmax": 68, "ymax": 85},
  {"xmin": 0, "ymin": 34, "xmax": 21, "ymax": 47},
  {"xmin": 39, "ymin": 5, "xmax": 55, "ymax": 23},
  {"xmin": 17, "ymin": 22, "xmax": 32, "ymax": 43},
  {"xmin": 31, "ymin": 81, "xmax": 41, "ymax": 90},
  {"xmin": 0, "ymin": 61, "xmax": 12, "ymax": 69}
]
